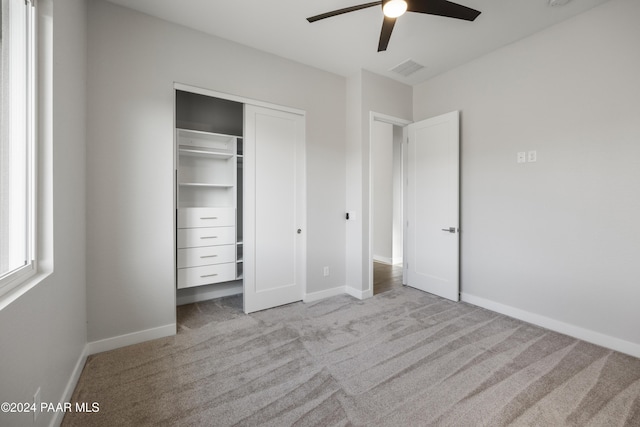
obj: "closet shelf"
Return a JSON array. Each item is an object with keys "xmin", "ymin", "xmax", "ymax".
[
  {"xmin": 179, "ymin": 182, "xmax": 234, "ymax": 188},
  {"xmin": 178, "ymin": 147, "xmax": 234, "ymax": 159},
  {"xmin": 177, "ymin": 128, "xmax": 241, "ymax": 139}
]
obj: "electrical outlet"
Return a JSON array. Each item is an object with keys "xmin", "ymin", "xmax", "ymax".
[
  {"xmin": 34, "ymin": 387, "xmax": 41, "ymax": 421},
  {"xmin": 517, "ymin": 152, "xmax": 527, "ymax": 163},
  {"xmin": 323, "ymin": 266, "xmax": 329, "ymax": 277},
  {"xmin": 528, "ymin": 150, "xmax": 537, "ymax": 162}
]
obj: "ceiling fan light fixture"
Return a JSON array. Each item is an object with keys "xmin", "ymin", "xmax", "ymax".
[
  {"xmin": 306, "ymin": 0, "xmax": 481, "ymax": 53},
  {"xmin": 383, "ymin": 0, "xmax": 407, "ymax": 18}
]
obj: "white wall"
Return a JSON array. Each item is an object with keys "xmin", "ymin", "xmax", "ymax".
[
  {"xmin": 391, "ymin": 125, "xmax": 403, "ymax": 264},
  {"xmin": 372, "ymin": 121, "xmax": 393, "ymax": 263},
  {"xmin": 346, "ymin": 70, "xmax": 412, "ymax": 296},
  {"xmin": 345, "ymin": 73, "xmax": 364, "ymax": 296},
  {"xmin": 0, "ymin": 0, "xmax": 88, "ymax": 425},
  {"xmin": 414, "ymin": 0, "xmax": 640, "ymax": 355},
  {"xmin": 86, "ymin": 0, "xmax": 346, "ymax": 342}
]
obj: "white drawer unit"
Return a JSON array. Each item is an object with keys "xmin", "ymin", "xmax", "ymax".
[
  {"xmin": 178, "ymin": 207, "xmax": 235, "ymax": 229},
  {"xmin": 177, "ymin": 245, "xmax": 236, "ymax": 269},
  {"xmin": 177, "ymin": 227, "xmax": 236, "ymax": 249},
  {"xmin": 177, "ymin": 263, "xmax": 237, "ymax": 289}
]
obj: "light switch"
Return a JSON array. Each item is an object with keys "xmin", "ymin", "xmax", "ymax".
[{"xmin": 517, "ymin": 152, "xmax": 526, "ymax": 163}]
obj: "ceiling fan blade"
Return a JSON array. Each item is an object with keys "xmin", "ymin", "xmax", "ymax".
[
  {"xmin": 377, "ymin": 16, "xmax": 396, "ymax": 52},
  {"xmin": 307, "ymin": 1, "xmax": 382, "ymax": 23},
  {"xmin": 407, "ymin": 0, "xmax": 481, "ymax": 21}
]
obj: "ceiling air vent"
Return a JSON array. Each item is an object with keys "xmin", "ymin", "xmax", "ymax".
[{"xmin": 390, "ymin": 59, "xmax": 425, "ymax": 77}]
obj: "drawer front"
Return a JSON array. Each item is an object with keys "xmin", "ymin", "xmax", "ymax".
[
  {"xmin": 177, "ymin": 227, "xmax": 235, "ymax": 249},
  {"xmin": 178, "ymin": 207, "xmax": 235, "ymax": 228},
  {"xmin": 177, "ymin": 245, "xmax": 236, "ymax": 269},
  {"xmin": 177, "ymin": 263, "xmax": 236, "ymax": 289}
]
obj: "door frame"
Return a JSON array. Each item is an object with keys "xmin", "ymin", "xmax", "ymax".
[
  {"xmin": 174, "ymin": 83, "xmax": 305, "ymax": 116},
  {"xmin": 368, "ymin": 112, "xmax": 412, "ymax": 294}
]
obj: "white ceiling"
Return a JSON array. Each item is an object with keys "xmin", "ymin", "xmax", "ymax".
[{"xmin": 104, "ymin": 0, "xmax": 610, "ymax": 86}]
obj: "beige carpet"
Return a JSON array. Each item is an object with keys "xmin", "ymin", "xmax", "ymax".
[{"xmin": 63, "ymin": 288, "xmax": 640, "ymax": 426}]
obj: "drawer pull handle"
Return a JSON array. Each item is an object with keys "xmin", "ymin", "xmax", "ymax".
[
  {"xmin": 201, "ymin": 273, "xmax": 218, "ymax": 278},
  {"xmin": 200, "ymin": 255, "xmax": 218, "ymax": 258},
  {"xmin": 200, "ymin": 217, "xmax": 218, "ymax": 220},
  {"xmin": 200, "ymin": 236, "xmax": 218, "ymax": 239}
]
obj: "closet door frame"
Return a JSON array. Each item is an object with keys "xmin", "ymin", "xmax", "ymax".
[
  {"xmin": 174, "ymin": 83, "xmax": 304, "ymax": 117},
  {"xmin": 173, "ymin": 83, "xmax": 307, "ymax": 310}
]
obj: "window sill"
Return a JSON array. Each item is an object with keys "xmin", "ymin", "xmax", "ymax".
[{"xmin": 0, "ymin": 268, "xmax": 52, "ymax": 311}]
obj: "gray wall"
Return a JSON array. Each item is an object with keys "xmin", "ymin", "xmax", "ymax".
[
  {"xmin": 0, "ymin": 0, "xmax": 87, "ymax": 426},
  {"xmin": 86, "ymin": 0, "xmax": 346, "ymax": 341},
  {"xmin": 346, "ymin": 70, "xmax": 412, "ymax": 295},
  {"xmin": 414, "ymin": 0, "xmax": 640, "ymax": 352}
]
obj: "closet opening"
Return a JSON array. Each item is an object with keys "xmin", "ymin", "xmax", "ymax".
[
  {"xmin": 174, "ymin": 90, "xmax": 244, "ymax": 310},
  {"xmin": 173, "ymin": 84, "xmax": 307, "ymax": 318}
]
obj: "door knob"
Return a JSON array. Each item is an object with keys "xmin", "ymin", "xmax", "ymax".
[
  {"xmin": 297, "ymin": 229, "xmax": 302, "ymax": 234},
  {"xmin": 441, "ymin": 227, "xmax": 457, "ymax": 233}
]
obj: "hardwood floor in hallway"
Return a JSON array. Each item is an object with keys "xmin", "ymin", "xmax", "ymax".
[{"xmin": 373, "ymin": 261, "xmax": 403, "ymax": 295}]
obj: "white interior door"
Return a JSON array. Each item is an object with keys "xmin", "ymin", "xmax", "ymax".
[
  {"xmin": 406, "ymin": 111, "xmax": 460, "ymax": 301},
  {"xmin": 243, "ymin": 105, "xmax": 306, "ymax": 313}
]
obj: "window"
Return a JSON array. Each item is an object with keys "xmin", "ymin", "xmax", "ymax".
[{"xmin": 0, "ymin": 0, "xmax": 36, "ymax": 297}]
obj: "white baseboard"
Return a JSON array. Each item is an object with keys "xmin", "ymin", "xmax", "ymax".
[
  {"xmin": 303, "ymin": 286, "xmax": 346, "ymax": 303},
  {"xmin": 50, "ymin": 344, "xmax": 89, "ymax": 427},
  {"xmin": 304, "ymin": 285, "xmax": 378, "ymax": 303},
  {"xmin": 346, "ymin": 286, "xmax": 373, "ymax": 300},
  {"xmin": 461, "ymin": 292, "xmax": 640, "ymax": 358},
  {"xmin": 303, "ymin": 285, "xmax": 374, "ymax": 301},
  {"xmin": 52, "ymin": 324, "xmax": 176, "ymax": 425},
  {"xmin": 373, "ymin": 255, "xmax": 393, "ymax": 265},
  {"xmin": 86, "ymin": 323, "xmax": 176, "ymax": 356},
  {"xmin": 176, "ymin": 281, "xmax": 242, "ymax": 306}
]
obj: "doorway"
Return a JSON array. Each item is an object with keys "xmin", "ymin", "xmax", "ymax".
[
  {"xmin": 370, "ymin": 113, "xmax": 411, "ymax": 295},
  {"xmin": 368, "ymin": 111, "xmax": 460, "ymax": 300}
]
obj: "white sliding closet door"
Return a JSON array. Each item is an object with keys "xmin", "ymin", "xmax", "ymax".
[{"xmin": 244, "ymin": 105, "xmax": 306, "ymax": 313}]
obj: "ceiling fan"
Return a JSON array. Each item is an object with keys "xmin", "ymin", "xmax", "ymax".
[{"xmin": 307, "ymin": 0, "xmax": 481, "ymax": 52}]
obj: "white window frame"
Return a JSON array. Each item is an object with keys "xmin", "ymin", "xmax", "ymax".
[{"xmin": 0, "ymin": 0, "xmax": 37, "ymax": 299}]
